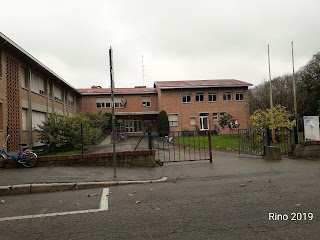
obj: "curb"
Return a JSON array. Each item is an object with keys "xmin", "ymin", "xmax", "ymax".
[{"xmin": 0, "ymin": 177, "xmax": 168, "ymax": 196}]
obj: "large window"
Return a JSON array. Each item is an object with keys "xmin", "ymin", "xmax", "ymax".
[
  {"xmin": 31, "ymin": 73, "xmax": 45, "ymax": 95},
  {"xmin": 168, "ymin": 114, "xmax": 178, "ymax": 127},
  {"xmin": 96, "ymin": 97, "xmax": 124, "ymax": 108},
  {"xmin": 196, "ymin": 92, "xmax": 204, "ymax": 102},
  {"xmin": 223, "ymin": 91, "xmax": 232, "ymax": 101},
  {"xmin": 236, "ymin": 92, "xmax": 244, "ymax": 101},
  {"xmin": 54, "ymin": 86, "xmax": 63, "ymax": 102},
  {"xmin": 182, "ymin": 93, "xmax": 191, "ymax": 103},
  {"xmin": 68, "ymin": 94, "xmax": 75, "ymax": 107},
  {"xmin": 142, "ymin": 96, "xmax": 151, "ymax": 107},
  {"xmin": 208, "ymin": 92, "xmax": 217, "ymax": 102},
  {"xmin": 21, "ymin": 67, "xmax": 27, "ymax": 88},
  {"xmin": 32, "ymin": 111, "xmax": 46, "ymax": 130}
]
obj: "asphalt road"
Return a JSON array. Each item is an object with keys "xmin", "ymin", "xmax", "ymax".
[{"xmin": 0, "ymin": 163, "xmax": 319, "ymax": 240}]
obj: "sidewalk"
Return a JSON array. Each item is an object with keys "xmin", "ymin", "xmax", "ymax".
[{"xmin": 0, "ymin": 150, "xmax": 318, "ymax": 196}]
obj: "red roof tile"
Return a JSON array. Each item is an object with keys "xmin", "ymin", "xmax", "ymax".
[
  {"xmin": 154, "ymin": 79, "xmax": 253, "ymax": 88},
  {"xmin": 77, "ymin": 87, "xmax": 157, "ymax": 95}
]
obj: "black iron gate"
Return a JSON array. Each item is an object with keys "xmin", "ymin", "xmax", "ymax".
[
  {"xmin": 153, "ymin": 131, "xmax": 212, "ymax": 163},
  {"xmin": 238, "ymin": 127, "xmax": 294, "ymax": 156},
  {"xmin": 238, "ymin": 128, "xmax": 266, "ymax": 155}
]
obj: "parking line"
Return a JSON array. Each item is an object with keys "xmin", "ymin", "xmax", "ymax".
[{"xmin": 0, "ymin": 188, "xmax": 109, "ymax": 222}]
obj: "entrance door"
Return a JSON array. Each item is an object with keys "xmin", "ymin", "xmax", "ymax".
[
  {"xmin": 199, "ymin": 113, "xmax": 209, "ymax": 130},
  {"xmin": 124, "ymin": 120, "xmax": 143, "ymax": 133}
]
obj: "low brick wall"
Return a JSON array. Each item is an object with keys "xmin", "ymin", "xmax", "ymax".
[
  {"xmin": 4, "ymin": 150, "xmax": 157, "ymax": 168},
  {"xmin": 293, "ymin": 141, "xmax": 320, "ymax": 158}
]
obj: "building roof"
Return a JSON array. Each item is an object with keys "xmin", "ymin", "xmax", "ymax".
[
  {"xmin": 77, "ymin": 87, "xmax": 157, "ymax": 95},
  {"xmin": 154, "ymin": 79, "xmax": 253, "ymax": 89},
  {"xmin": 0, "ymin": 32, "xmax": 78, "ymax": 94}
]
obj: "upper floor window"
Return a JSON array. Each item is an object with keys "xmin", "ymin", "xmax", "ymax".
[
  {"xmin": 67, "ymin": 94, "xmax": 75, "ymax": 107},
  {"xmin": 54, "ymin": 86, "xmax": 63, "ymax": 102},
  {"xmin": 236, "ymin": 92, "xmax": 244, "ymax": 101},
  {"xmin": 142, "ymin": 96, "xmax": 151, "ymax": 107},
  {"xmin": 223, "ymin": 91, "xmax": 232, "ymax": 101},
  {"xmin": 196, "ymin": 92, "xmax": 204, "ymax": 102},
  {"xmin": 208, "ymin": 92, "xmax": 217, "ymax": 102},
  {"xmin": 182, "ymin": 93, "xmax": 191, "ymax": 103},
  {"xmin": 21, "ymin": 67, "xmax": 27, "ymax": 89},
  {"xmin": 31, "ymin": 73, "xmax": 45, "ymax": 96},
  {"xmin": 96, "ymin": 97, "xmax": 124, "ymax": 108}
]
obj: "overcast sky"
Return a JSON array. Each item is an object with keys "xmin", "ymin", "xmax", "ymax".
[{"xmin": 1, "ymin": 0, "xmax": 319, "ymax": 88}]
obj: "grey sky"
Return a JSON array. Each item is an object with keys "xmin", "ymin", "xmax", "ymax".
[{"xmin": 1, "ymin": 0, "xmax": 319, "ymax": 88}]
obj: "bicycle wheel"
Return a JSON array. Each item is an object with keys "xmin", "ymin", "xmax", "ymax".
[
  {"xmin": 22, "ymin": 152, "xmax": 37, "ymax": 168},
  {"xmin": 0, "ymin": 155, "xmax": 5, "ymax": 168}
]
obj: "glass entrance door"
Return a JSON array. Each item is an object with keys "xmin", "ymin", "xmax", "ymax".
[
  {"xmin": 199, "ymin": 114, "xmax": 209, "ymax": 130},
  {"xmin": 124, "ymin": 120, "xmax": 142, "ymax": 133}
]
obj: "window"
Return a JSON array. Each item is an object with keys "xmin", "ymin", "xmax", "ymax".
[
  {"xmin": 54, "ymin": 86, "xmax": 63, "ymax": 102},
  {"xmin": 96, "ymin": 97, "xmax": 124, "ymax": 108},
  {"xmin": 196, "ymin": 92, "xmax": 204, "ymax": 102},
  {"xmin": 223, "ymin": 91, "xmax": 232, "ymax": 101},
  {"xmin": 182, "ymin": 93, "xmax": 191, "ymax": 103},
  {"xmin": 67, "ymin": 94, "xmax": 75, "ymax": 106},
  {"xmin": 236, "ymin": 92, "xmax": 244, "ymax": 101},
  {"xmin": 168, "ymin": 114, "xmax": 178, "ymax": 127},
  {"xmin": 31, "ymin": 73, "xmax": 45, "ymax": 95},
  {"xmin": 142, "ymin": 96, "xmax": 151, "ymax": 107},
  {"xmin": 21, "ymin": 67, "xmax": 27, "ymax": 88},
  {"xmin": 220, "ymin": 112, "xmax": 226, "ymax": 119},
  {"xmin": 212, "ymin": 113, "xmax": 219, "ymax": 120},
  {"xmin": 22, "ymin": 109, "xmax": 27, "ymax": 130},
  {"xmin": 32, "ymin": 111, "xmax": 46, "ymax": 130},
  {"xmin": 208, "ymin": 92, "xmax": 217, "ymax": 102},
  {"xmin": 190, "ymin": 117, "xmax": 196, "ymax": 126}
]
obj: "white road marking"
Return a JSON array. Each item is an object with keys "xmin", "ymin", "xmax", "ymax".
[{"xmin": 0, "ymin": 188, "xmax": 109, "ymax": 222}]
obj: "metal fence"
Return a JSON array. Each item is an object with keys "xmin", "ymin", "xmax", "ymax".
[
  {"xmin": 238, "ymin": 127, "xmax": 295, "ymax": 156},
  {"xmin": 238, "ymin": 128, "xmax": 266, "ymax": 155},
  {"xmin": 153, "ymin": 131, "xmax": 212, "ymax": 163}
]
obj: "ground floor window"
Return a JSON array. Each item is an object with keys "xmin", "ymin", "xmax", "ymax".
[{"xmin": 168, "ymin": 114, "xmax": 179, "ymax": 127}]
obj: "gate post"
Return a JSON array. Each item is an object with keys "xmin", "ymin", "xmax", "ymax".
[{"xmin": 208, "ymin": 130, "xmax": 213, "ymax": 163}]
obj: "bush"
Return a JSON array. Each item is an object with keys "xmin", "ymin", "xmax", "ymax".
[{"xmin": 36, "ymin": 112, "xmax": 110, "ymax": 152}]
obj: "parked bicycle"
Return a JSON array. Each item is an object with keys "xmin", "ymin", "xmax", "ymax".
[{"xmin": 0, "ymin": 135, "xmax": 37, "ymax": 168}]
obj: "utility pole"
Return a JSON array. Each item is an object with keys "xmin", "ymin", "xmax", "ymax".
[
  {"xmin": 109, "ymin": 47, "xmax": 116, "ymax": 177},
  {"xmin": 291, "ymin": 42, "xmax": 299, "ymax": 144},
  {"xmin": 268, "ymin": 44, "xmax": 275, "ymax": 143}
]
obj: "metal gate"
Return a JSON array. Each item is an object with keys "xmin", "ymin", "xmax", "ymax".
[
  {"xmin": 238, "ymin": 127, "xmax": 294, "ymax": 156},
  {"xmin": 153, "ymin": 131, "xmax": 212, "ymax": 163},
  {"xmin": 238, "ymin": 128, "xmax": 266, "ymax": 155}
]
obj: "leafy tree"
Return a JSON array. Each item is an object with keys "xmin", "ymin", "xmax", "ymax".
[
  {"xmin": 218, "ymin": 114, "xmax": 233, "ymax": 130},
  {"xmin": 36, "ymin": 112, "xmax": 110, "ymax": 152},
  {"xmin": 249, "ymin": 105, "xmax": 295, "ymax": 129},
  {"xmin": 157, "ymin": 110, "xmax": 169, "ymax": 137}
]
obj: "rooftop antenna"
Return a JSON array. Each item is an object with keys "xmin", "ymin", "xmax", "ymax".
[{"xmin": 142, "ymin": 54, "xmax": 145, "ymax": 86}]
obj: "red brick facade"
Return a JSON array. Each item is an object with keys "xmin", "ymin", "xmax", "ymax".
[{"xmin": 0, "ymin": 33, "xmax": 252, "ymax": 150}]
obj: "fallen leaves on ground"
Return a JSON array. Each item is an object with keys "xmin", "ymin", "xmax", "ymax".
[
  {"xmin": 239, "ymin": 183, "xmax": 246, "ymax": 187},
  {"xmin": 1, "ymin": 200, "xmax": 5, "ymax": 204}
]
